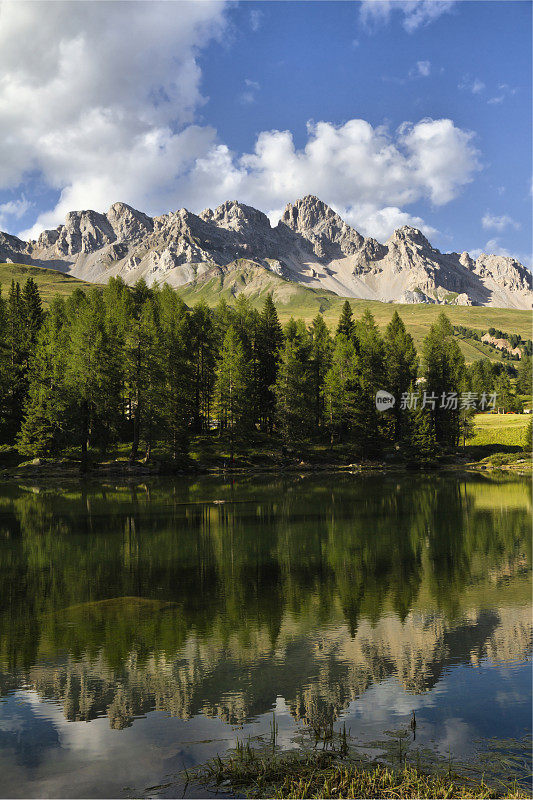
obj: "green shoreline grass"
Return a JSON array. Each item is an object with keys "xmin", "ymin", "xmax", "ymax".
[{"xmin": 193, "ymin": 750, "xmax": 530, "ymax": 799}]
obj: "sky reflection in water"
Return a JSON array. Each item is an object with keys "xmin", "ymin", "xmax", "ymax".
[{"xmin": 0, "ymin": 474, "xmax": 530, "ymax": 798}]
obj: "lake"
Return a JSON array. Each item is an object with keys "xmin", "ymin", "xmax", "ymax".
[{"xmin": 0, "ymin": 473, "xmax": 530, "ymax": 797}]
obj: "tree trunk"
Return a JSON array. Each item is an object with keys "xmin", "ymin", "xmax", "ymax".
[{"xmin": 81, "ymin": 400, "xmax": 88, "ymax": 473}]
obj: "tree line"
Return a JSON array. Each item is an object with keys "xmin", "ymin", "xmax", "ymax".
[{"xmin": 0, "ymin": 277, "xmax": 529, "ymax": 468}]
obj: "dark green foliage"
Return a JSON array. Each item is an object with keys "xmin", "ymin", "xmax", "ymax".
[
  {"xmin": 385, "ymin": 311, "xmax": 418, "ymax": 441},
  {"xmin": 8, "ymin": 280, "xmax": 529, "ymax": 466},
  {"xmin": 216, "ymin": 326, "xmax": 251, "ymax": 461},
  {"xmin": 407, "ymin": 405, "xmax": 438, "ymax": 462},
  {"xmin": 516, "ymin": 355, "xmax": 532, "ymax": 395},
  {"xmin": 309, "ymin": 315, "xmax": 332, "ymax": 427},
  {"xmin": 422, "ymin": 313, "xmax": 466, "ymax": 447},
  {"xmin": 274, "ymin": 334, "xmax": 314, "ymax": 444},
  {"xmin": 336, "ymin": 299, "xmax": 355, "ymax": 339},
  {"xmin": 323, "ymin": 334, "xmax": 362, "ymax": 444},
  {"xmin": 257, "ymin": 295, "xmax": 284, "ymax": 429}
]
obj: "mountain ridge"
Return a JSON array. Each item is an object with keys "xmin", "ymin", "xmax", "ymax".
[{"xmin": 1, "ymin": 195, "xmax": 531, "ymax": 309}]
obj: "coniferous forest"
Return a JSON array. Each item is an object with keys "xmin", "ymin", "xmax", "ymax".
[{"xmin": 0, "ymin": 276, "xmax": 529, "ymax": 471}]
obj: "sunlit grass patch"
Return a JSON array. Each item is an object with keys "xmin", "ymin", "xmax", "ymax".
[{"xmin": 193, "ymin": 749, "xmax": 529, "ymax": 799}]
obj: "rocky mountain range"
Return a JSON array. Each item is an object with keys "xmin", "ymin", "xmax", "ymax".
[{"xmin": 1, "ymin": 195, "xmax": 531, "ymax": 309}]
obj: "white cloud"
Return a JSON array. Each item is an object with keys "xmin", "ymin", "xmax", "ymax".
[
  {"xmin": 0, "ymin": 0, "xmax": 228, "ymax": 234},
  {"xmin": 341, "ymin": 204, "xmax": 437, "ymax": 241},
  {"xmin": 459, "ymin": 76, "xmax": 485, "ymax": 94},
  {"xmin": 239, "ymin": 79, "xmax": 260, "ymax": 105},
  {"xmin": 3, "ymin": 2, "xmax": 480, "ymax": 245},
  {"xmin": 249, "ymin": 9, "xmax": 263, "ymax": 32},
  {"xmin": 0, "ymin": 196, "xmax": 31, "ymax": 229},
  {"xmin": 360, "ymin": 1, "xmax": 456, "ymax": 33},
  {"xmin": 482, "ymin": 213, "xmax": 520, "ymax": 232},
  {"xmin": 416, "ymin": 60, "xmax": 431, "ymax": 76},
  {"xmin": 488, "ymin": 83, "xmax": 518, "ymax": 105},
  {"xmin": 470, "ymin": 239, "xmax": 531, "ymax": 268}
]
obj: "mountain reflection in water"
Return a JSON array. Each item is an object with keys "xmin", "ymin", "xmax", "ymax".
[{"xmin": 0, "ymin": 474, "xmax": 530, "ymax": 737}]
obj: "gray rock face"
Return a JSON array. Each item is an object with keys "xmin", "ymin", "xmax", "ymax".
[{"xmin": 1, "ymin": 196, "xmax": 531, "ymax": 309}]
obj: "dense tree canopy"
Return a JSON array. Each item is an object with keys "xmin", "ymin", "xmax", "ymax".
[{"xmin": 0, "ymin": 277, "xmax": 528, "ymax": 463}]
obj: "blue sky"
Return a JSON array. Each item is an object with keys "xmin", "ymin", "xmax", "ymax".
[{"xmin": 0, "ymin": 0, "xmax": 530, "ymax": 263}]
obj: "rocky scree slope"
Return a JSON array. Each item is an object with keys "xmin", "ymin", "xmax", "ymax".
[{"xmin": 1, "ymin": 196, "xmax": 531, "ymax": 309}]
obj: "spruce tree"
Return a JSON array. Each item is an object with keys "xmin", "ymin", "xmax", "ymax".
[
  {"xmin": 323, "ymin": 334, "xmax": 361, "ymax": 444},
  {"xmin": 408, "ymin": 405, "xmax": 438, "ymax": 463},
  {"xmin": 309, "ymin": 315, "xmax": 332, "ymax": 427},
  {"xmin": 66, "ymin": 291, "xmax": 122, "ymax": 469},
  {"xmin": 158, "ymin": 285, "xmax": 193, "ymax": 461},
  {"xmin": 257, "ymin": 295, "xmax": 283, "ymax": 430},
  {"xmin": 21, "ymin": 277, "xmax": 43, "ymax": 349},
  {"xmin": 516, "ymin": 355, "xmax": 532, "ymax": 395},
  {"xmin": 274, "ymin": 336, "xmax": 314, "ymax": 445},
  {"xmin": 215, "ymin": 326, "xmax": 251, "ymax": 462},
  {"xmin": 354, "ymin": 309, "xmax": 386, "ymax": 452},
  {"xmin": 17, "ymin": 298, "xmax": 69, "ymax": 456},
  {"xmin": 190, "ymin": 303, "xmax": 218, "ymax": 432},
  {"xmin": 123, "ymin": 283, "xmax": 163, "ymax": 462},
  {"xmin": 422, "ymin": 313, "xmax": 465, "ymax": 447},
  {"xmin": 384, "ymin": 311, "xmax": 418, "ymax": 441},
  {"xmin": 336, "ymin": 300, "xmax": 355, "ymax": 339},
  {"xmin": 0, "ymin": 288, "xmax": 12, "ymax": 442}
]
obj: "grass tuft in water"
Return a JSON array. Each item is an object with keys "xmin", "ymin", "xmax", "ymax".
[{"xmin": 193, "ymin": 749, "xmax": 530, "ymax": 799}]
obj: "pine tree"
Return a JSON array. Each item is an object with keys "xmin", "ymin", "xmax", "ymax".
[
  {"xmin": 21, "ymin": 277, "xmax": 43, "ymax": 349},
  {"xmin": 384, "ymin": 311, "xmax": 418, "ymax": 441},
  {"xmin": 422, "ymin": 313, "xmax": 465, "ymax": 447},
  {"xmin": 257, "ymin": 295, "xmax": 283, "ymax": 430},
  {"xmin": 407, "ymin": 405, "xmax": 438, "ymax": 463},
  {"xmin": 354, "ymin": 309, "xmax": 386, "ymax": 452},
  {"xmin": 516, "ymin": 355, "xmax": 532, "ymax": 395},
  {"xmin": 215, "ymin": 326, "xmax": 251, "ymax": 462},
  {"xmin": 309, "ymin": 315, "xmax": 332, "ymax": 427},
  {"xmin": 336, "ymin": 300, "xmax": 355, "ymax": 339},
  {"xmin": 274, "ymin": 336, "xmax": 314, "ymax": 445},
  {"xmin": 124, "ymin": 284, "xmax": 163, "ymax": 462},
  {"xmin": 66, "ymin": 291, "xmax": 122, "ymax": 469},
  {"xmin": 190, "ymin": 303, "xmax": 218, "ymax": 432},
  {"xmin": 323, "ymin": 334, "xmax": 361, "ymax": 444},
  {"xmin": 17, "ymin": 298, "xmax": 69, "ymax": 456},
  {"xmin": 158, "ymin": 286, "xmax": 193, "ymax": 461}
]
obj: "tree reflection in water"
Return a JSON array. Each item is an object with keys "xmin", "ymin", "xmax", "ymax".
[{"xmin": 0, "ymin": 474, "xmax": 530, "ymax": 732}]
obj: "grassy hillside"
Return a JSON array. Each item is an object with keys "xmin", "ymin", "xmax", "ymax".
[
  {"xmin": 468, "ymin": 413, "xmax": 530, "ymax": 448},
  {"xmin": 0, "ymin": 262, "xmax": 97, "ymax": 303},
  {"xmin": 176, "ymin": 261, "xmax": 531, "ymax": 358},
  {"xmin": 1, "ymin": 260, "xmax": 530, "ymax": 361}
]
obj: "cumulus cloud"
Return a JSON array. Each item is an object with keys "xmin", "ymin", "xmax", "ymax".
[
  {"xmin": 470, "ymin": 239, "xmax": 531, "ymax": 268},
  {"xmin": 482, "ymin": 213, "xmax": 520, "ymax": 232},
  {"xmin": 179, "ymin": 118, "xmax": 479, "ymax": 239},
  {"xmin": 0, "ymin": 0, "xmax": 228, "ymax": 234},
  {"xmin": 360, "ymin": 1, "xmax": 456, "ymax": 33},
  {"xmin": 3, "ymin": 2, "xmax": 480, "ymax": 244},
  {"xmin": 0, "ymin": 197, "xmax": 32, "ymax": 229}
]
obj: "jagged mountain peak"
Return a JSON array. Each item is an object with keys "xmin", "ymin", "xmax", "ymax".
[
  {"xmin": 201, "ymin": 200, "xmax": 272, "ymax": 232},
  {"xmin": 388, "ymin": 226, "xmax": 433, "ymax": 249},
  {"xmin": 0, "ymin": 195, "xmax": 530, "ymax": 309},
  {"xmin": 281, "ymin": 195, "xmax": 344, "ymax": 230}
]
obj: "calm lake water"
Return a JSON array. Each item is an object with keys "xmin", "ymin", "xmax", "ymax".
[{"xmin": 0, "ymin": 473, "xmax": 530, "ymax": 798}]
